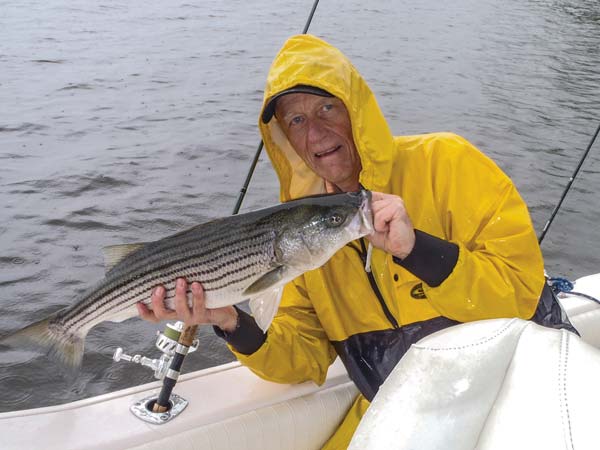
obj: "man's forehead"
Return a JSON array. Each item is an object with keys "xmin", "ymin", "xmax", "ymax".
[{"xmin": 276, "ymin": 93, "xmax": 340, "ymax": 114}]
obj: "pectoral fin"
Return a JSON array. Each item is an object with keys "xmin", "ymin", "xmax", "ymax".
[
  {"xmin": 102, "ymin": 243, "xmax": 147, "ymax": 273},
  {"xmin": 249, "ymin": 287, "xmax": 284, "ymax": 332},
  {"xmin": 242, "ymin": 266, "xmax": 287, "ymax": 296}
]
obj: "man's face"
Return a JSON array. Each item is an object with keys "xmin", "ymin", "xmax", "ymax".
[{"xmin": 275, "ymin": 93, "xmax": 361, "ymax": 192}]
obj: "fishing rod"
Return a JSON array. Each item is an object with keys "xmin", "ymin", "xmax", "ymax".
[
  {"xmin": 151, "ymin": 324, "xmax": 198, "ymax": 413},
  {"xmin": 232, "ymin": 0, "xmax": 321, "ymax": 215},
  {"xmin": 538, "ymin": 121, "xmax": 600, "ymax": 244}
]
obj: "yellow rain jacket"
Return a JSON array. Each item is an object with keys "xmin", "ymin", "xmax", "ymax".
[{"xmin": 229, "ymin": 34, "xmax": 545, "ymax": 449}]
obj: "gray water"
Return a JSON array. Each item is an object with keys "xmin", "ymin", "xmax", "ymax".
[{"xmin": 0, "ymin": 0, "xmax": 598, "ymax": 413}]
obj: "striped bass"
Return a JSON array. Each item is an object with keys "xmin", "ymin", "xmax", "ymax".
[{"xmin": 2, "ymin": 190, "xmax": 373, "ymax": 368}]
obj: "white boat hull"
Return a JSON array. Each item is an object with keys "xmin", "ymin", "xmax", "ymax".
[{"xmin": 1, "ymin": 274, "xmax": 599, "ymax": 450}]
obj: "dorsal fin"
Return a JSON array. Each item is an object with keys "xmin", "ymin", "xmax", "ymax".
[{"xmin": 102, "ymin": 243, "xmax": 147, "ymax": 272}]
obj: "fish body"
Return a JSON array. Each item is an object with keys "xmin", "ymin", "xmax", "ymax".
[{"xmin": 3, "ymin": 190, "xmax": 373, "ymax": 368}]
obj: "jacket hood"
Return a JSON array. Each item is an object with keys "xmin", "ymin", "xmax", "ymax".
[{"xmin": 259, "ymin": 34, "xmax": 395, "ymax": 201}]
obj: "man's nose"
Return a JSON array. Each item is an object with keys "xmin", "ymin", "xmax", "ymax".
[{"xmin": 306, "ymin": 119, "xmax": 328, "ymax": 144}]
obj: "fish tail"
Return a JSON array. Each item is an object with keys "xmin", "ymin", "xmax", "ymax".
[{"xmin": 1, "ymin": 314, "xmax": 86, "ymax": 369}]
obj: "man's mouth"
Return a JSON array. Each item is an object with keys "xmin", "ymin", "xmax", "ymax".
[{"xmin": 315, "ymin": 145, "xmax": 341, "ymax": 158}]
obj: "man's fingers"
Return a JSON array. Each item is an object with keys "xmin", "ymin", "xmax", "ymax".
[
  {"xmin": 373, "ymin": 202, "xmax": 398, "ymax": 231},
  {"xmin": 371, "ymin": 194, "xmax": 403, "ymax": 216},
  {"xmin": 190, "ymin": 282, "xmax": 205, "ymax": 312},
  {"xmin": 139, "ymin": 279, "xmax": 238, "ymax": 329},
  {"xmin": 367, "ymin": 191, "xmax": 415, "ymax": 259},
  {"xmin": 174, "ymin": 278, "xmax": 193, "ymax": 323},
  {"xmin": 136, "ymin": 302, "xmax": 159, "ymax": 323},
  {"xmin": 189, "ymin": 282, "xmax": 209, "ymax": 323},
  {"xmin": 370, "ymin": 191, "xmax": 388, "ymax": 202},
  {"xmin": 151, "ymin": 285, "xmax": 177, "ymax": 321}
]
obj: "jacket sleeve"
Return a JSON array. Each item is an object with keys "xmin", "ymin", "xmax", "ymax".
[
  {"xmin": 227, "ymin": 276, "xmax": 338, "ymax": 385},
  {"xmin": 406, "ymin": 134, "xmax": 545, "ymax": 322}
]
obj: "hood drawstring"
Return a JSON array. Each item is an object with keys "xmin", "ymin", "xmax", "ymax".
[{"xmin": 365, "ymin": 242, "xmax": 373, "ymax": 273}]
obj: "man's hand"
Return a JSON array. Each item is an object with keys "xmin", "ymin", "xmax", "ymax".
[
  {"xmin": 367, "ymin": 191, "xmax": 416, "ymax": 260},
  {"xmin": 137, "ymin": 278, "xmax": 238, "ymax": 332}
]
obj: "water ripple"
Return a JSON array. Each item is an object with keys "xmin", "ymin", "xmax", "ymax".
[
  {"xmin": 62, "ymin": 175, "xmax": 136, "ymax": 196},
  {"xmin": 43, "ymin": 218, "xmax": 122, "ymax": 231},
  {"xmin": 0, "ymin": 153, "xmax": 34, "ymax": 160},
  {"xmin": 30, "ymin": 59, "xmax": 65, "ymax": 64},
  {"xmin": 0, "ymin": 123, "xmax": 48, "ymax": 133},
  {"xmin": 5, "ymin": 175, "xmax": 136, "ymax": 197},
  {"xmin": 70, "ymin": 206, "xmax": 104, "ymax": 216},
  {"xmin": 58, "ymin": 83, "xmax": 94, "ymax": 91},
  {"xmin": 0, "ymin": 256, "xmax": 27, "ymax": 267},
  {"xmin": 0, "ymin": 375, "xmax": 34, "ymax": 408}
]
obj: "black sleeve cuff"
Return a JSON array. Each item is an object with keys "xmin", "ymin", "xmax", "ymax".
[
  {"xmin": 213, "ymin": 305, "xmax": 267, "ymax": 355},
  {"xmin": 392, "ymin": 229, "xmax": 459, "ymax": 287}
]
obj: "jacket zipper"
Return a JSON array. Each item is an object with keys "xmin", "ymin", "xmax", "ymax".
[{"xmin": 356, "ymin": 239, "xmax": 399, "ymax": 329}]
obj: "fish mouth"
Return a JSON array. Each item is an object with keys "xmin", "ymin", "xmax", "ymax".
[
  {"xmin": 315, "ymin": 145, "xmax": 341, "ymax": 158},
  {"xmin": 358, "ymin": 190, "xmax": 374, "ymax": 235}
]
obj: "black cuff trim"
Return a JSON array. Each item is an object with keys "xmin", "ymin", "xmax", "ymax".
[
  {"xmin": 392, "ymin": 229, "xmax": 459, "ymax": 287},
  {"xmin": 213, "ymin": 306, "xmax": 267, "ymax": 355}
]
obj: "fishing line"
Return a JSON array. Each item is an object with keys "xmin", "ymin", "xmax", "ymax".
[
  {"xmin": 538, "ymin": 121, "xmax": 600, "ymax": 244},
  {"xmin": 232, "ymin": 0, "xmax": 321, "ymax": 215}
]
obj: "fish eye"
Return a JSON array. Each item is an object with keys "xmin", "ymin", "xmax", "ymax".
[{"xmin": 327, "ymin": 213, "xmax": 344, "ymax": 227}]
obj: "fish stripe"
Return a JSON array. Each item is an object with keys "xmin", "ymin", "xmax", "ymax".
[
  {"xmin": 64, "ymin": 265, "xmax": 265, "ymax": 332},
  {"xmin": 108, "ymin": 227, "xmax": 276, "ymax": 277},
  {"xmin": 60, "ymin": 244, "xmax": 275, "ymax": 331},
  {"xmin": 62, "ymin": 229, "xmax": 276, "ymax": 323}
]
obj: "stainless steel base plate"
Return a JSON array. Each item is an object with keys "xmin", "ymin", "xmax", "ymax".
[{"xmin": 130, "ymin": 393, "xmax": 188, "ymax": 424}]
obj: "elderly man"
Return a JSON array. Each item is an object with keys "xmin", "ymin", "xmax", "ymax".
[{"xmin": 139, "ymin": 35, "xmax": 573, "ymax": 448}]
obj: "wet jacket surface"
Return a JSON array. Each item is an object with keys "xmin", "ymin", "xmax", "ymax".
[{"xmin": 216, "ymin": 33, "xmax": 547, "ymax": 444}]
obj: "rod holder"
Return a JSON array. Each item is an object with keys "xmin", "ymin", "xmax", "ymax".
[
  {"xmin": 130, "ymin": 393, "xmax": 188, "ymax": 424},
  {"xmin": 112, "ymin": 321, "xmax": 198, "ymax": 423}
]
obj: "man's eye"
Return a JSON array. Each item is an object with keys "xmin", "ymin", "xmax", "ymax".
[
  {"xmin": 290, "ymin": 116, "xmax": 304, "ymax": 126},
  {"xmin": 322, "ymin": 104, "xmax": 333, "ymax": 112}
]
